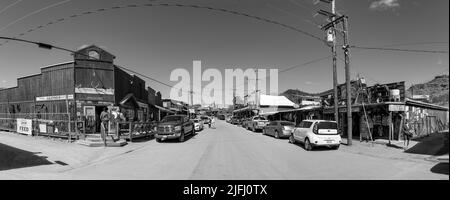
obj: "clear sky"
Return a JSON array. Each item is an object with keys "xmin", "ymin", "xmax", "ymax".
[{"xmin": 0, "ymin": 0, "xmax": 448, "ymax": 106}]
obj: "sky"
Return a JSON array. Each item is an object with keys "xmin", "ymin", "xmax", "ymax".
[{"xmin": 0, "ymin": 0, "xmax": 448, "ymax": 106}]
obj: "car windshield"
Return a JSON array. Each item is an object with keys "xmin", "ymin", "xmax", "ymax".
[
  {"xmin": 317, "ymin": 122, "xmax": 337, "ymax": 130},
  {"xmin": 161, "ymin": 116, "xmax": 182, "ymax": 122},
  {"xmin": 280, "ymin": 122, "xmax": 295, "ymax": 126}
]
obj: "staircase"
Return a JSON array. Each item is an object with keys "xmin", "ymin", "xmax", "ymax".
[{"xmin": 76, "ymin": 134, "xmax": 127, "ymax": 147}]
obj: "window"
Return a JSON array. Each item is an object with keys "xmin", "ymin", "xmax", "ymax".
[
  {"xmin": 280, "ymin": 122, "xmax": 295, "ymax": 126},
  {"xmin": 302, "ymin": 121, "xmax": 313, "ymax": 128},
  {"xmin": 317, "ymin": 122, "xmax": 337, "ymax": 130},
  {"xmin": 88, "ymin": 50, "xmax": 100, "ymax": 60},
  {"xmin": 297, "ymin": 121, "xmax": 304, "ymax": 128}
]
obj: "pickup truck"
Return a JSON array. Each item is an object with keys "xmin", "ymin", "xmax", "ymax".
[
  {"xmin": 154, "ymin": 115, "xmax": 195, "ymax": 142},
  {"xmin": 246, "ymin": 116, "xmax": 270, "ymax": 132}
]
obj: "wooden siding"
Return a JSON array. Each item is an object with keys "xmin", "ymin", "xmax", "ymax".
[
  {"xmin": 74, "ymin": 60, "xmax": 114, "ymax": 94},
  {"xmin": 40, "ymin": 63, "xmax": 75, "ymax": 97}
]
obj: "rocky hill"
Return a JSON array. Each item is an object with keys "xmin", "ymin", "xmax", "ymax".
[{"xmin": 407, "ymin": 75, "xmax": 449, "ymax": 106}]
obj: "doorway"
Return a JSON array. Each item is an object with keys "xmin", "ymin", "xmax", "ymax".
[{"xmin": 95, "ymin": 106, "xmax": 107, "ymax": 133}]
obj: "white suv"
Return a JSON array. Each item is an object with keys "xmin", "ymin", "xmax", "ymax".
[{"xmin": 289, "ymin": 120, "xmax": 341, "ymax": 151}]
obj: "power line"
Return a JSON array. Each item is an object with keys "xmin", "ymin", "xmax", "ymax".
[
  {"xmin": 0, "ymin": 0, "xmax": 23, "ymax": 16},
  {"xmin": 379, "ymin": 41, "xmax": 449, "ymax": 48},
  {"xmin": 0, "ymin": 0, "xmax": 73, "ymax": 33},
  {"xmin": 350, "ymin": 45, "xmax": 449, "ymax": 54},
  {"xmin": 0, "ymin": 2, "xmax": 326, "ymax": 47}
]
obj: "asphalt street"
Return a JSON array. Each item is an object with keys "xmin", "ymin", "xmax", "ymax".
[{"xmin": 58, "ymin": 120, "xmax": 447, "ymax": 179}]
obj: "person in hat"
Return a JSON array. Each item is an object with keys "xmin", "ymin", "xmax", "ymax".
[{"xmin": 402, "ymin": 120, "xmax": 413, "ymax": 149}]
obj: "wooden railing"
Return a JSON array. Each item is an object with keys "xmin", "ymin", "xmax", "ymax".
[{"xmin": 114, "ymin": 122, "xmax": 155, "ymax": 142}]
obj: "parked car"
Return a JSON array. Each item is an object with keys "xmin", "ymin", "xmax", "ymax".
[
  {"xmin": 289, "ymin": 120, "xmax": 341, "ymax": 151},
  {"xmin": 246, "ymin": 116, "xmax": 269, "ymax": 132},
  {"xmin": 225, "ymin": 116, "xmax": 232, "ymax": 123},
  {"xmin": 263, "ymin": 121, "xmax": 296, "ymax": 139},
  {"xmin": 192, "ymin": 119, "xmax": 204, "ymax": 131},
  {"xmin": 154, "ymin": 115, "xmax": 195, "ymax": 142},
  {"xmin": 200, "ymin": 115, "xmax": 211, "ymax": 124},
  {"xmin": 218, "ymin": 114, "xmax": 226, "ymax": 120},
  {"xmin": 231, "ymin": 117, "xmax": 241, "ymax": 125},
  {"xmin": 241, "ymin": 117, "xmax": 251, "ymax": 129}
]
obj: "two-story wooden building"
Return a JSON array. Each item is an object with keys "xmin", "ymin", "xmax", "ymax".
[{"xmin": 0, "ymin": 45, "xmax": 161, "ymax": 134}]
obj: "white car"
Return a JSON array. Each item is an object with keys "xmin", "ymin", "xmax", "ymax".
[
  {"xmin": 192, "ymin": 119, "xmax": 204, "ymax": 131},
  {"xmin": 289, "ymin": 120, "xmax": 341, "ymax": 151}
]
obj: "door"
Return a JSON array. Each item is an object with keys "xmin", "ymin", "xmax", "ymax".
[
  {"xmin": 293, "ymin": 121, "xmax": 304, "ymax": 140},
  {"xmin": 84, "ymin": 106, "xmax": 95, "ymax": 133},
  {"xmin": 266, "ymin": 122, "xmax": 275, "ymax": 135},
  {"xmin": 183, "ymin": 116, "xmax": 192, "ymax": 134},
  {"xmin": 95, "ymin": 106, "xmax": 107, "ymax": 133},
  {"xmin": 300, "ymin": 121, "xmax": 314, "ymax": 141}
]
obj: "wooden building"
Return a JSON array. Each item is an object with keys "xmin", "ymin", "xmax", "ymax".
[{"xmin": 0, "ymin": 45, "xmax": 162, "ymax": 134}]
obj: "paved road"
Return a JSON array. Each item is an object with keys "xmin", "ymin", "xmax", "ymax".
[{"xmin": 50, "ymin": 120, "xmax": 446, "ymax": 180}]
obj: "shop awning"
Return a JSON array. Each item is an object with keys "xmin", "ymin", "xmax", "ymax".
[
  {"xmin": 154, "ymin": 105, "xmax": 176, "ymax": 114},
  {"xmin": 119, "ymin": 93, "xmax": 139, "ymax": 109},
  {"xmin": 259, "ymin": 105, "xmax": 322, "ymax": 116},
  {"xmin": 259, "ymin": 94, "xmax": 297, "ymax": 107}
]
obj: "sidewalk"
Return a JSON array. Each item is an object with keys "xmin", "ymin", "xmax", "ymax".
[
  {"xmin": 339, "ymin": 131, "xmax": 449, "ymax": 164},
  {"xmin": 0, "ymin": 131, "xmax": 152, "ymax": 179}
]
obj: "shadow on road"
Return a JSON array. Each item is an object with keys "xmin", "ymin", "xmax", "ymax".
[
  {"xmin": 291, "ymin": 142, "xmax": 339, "ymax": 152},
  {"xmin": 156, "ymin": 131, "xmax": 198, "ymax": 143},
  {"xmin": 405, "ymin": 132, "xmax": 449, "ymax": 156},
  {"xmin": 430, "ymin": 163, "xmax": 449, "ymax": 175},
  {"xmin": 0, "ymin": 143, "xmax": 53, "ymax": 171}
]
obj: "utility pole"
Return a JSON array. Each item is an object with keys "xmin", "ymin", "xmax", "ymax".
[
  {"xmin": 255, "ymin": 69, "xmax": 260, "ymax": 110},
  {"xmin": 342, "ymin": 16, "xmax": 352, "ymax": 145},
  {"xmin": 317, "ymin": 0, "xmax": 339, "ymax": 125},
  {"xmin": 331, "ymin": 0, "xmax": 339, "ymax": 125},
  {"xmin": 318, "ymin": 2, "xmax": 353, "ymax": 145},
  {"xmin": 189, "ymin": 90, "xmax": 194, "ymax": 118}
]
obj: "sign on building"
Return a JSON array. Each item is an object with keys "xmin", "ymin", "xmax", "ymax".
[
  {"xmin": 36, "ymin": 94, "xmax": 74, "ymax": 102},
  {"xmin": 388, "ymin": 105, "xmax": 406, "ymax": 112},
  {"xmin": 17, "ymin": 118, "xmax": 32, "ymax": 135}
]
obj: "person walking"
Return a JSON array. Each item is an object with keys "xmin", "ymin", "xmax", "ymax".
[
  {"xmin": 402, "ymin": 120, "xmax": 413, "ymax": 149},
  {"xmin": 100, "ymin": 107, "xmax": 110, "ymax": 146},
  {"xmin": 211, "ymin": 117, "xmax": 215, "ymax": 129}
]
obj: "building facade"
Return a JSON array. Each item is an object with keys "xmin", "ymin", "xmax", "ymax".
[{"xmin": 0, "ymin": 45, "xmax": 162, "ymax": 134}]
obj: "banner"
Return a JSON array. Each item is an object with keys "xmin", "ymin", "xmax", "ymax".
[{"xmin": 17, "ymin": 118, "xmax": 32, "ymax": 135}]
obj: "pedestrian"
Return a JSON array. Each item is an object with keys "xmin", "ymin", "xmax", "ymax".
[
  {"xmin": 100, "ymin": 107, "xmax": 110, "ymax": 146},
  {"xmin": 211, "ymin": 117, "xmax": 215, "ymax": 129},
  {"xmin": 402, "ymin": 120, "xmax": 413, "ymax": 149}
]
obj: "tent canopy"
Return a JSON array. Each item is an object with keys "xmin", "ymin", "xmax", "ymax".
[{"xmin": 259, "ymin": 94, "xmax": 297, "ymax": 107}]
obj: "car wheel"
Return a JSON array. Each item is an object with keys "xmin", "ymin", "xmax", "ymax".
[
  {"xmin": 275, "ymin": 131, "xmax": 279, "ymax": 139},
  {"xmin": 156, "ymin": 138, "xmax": 162, "ymax": 143},
  {"xmin": 304, "ymin": 138, "xmax": 313, "ymax": 151},
  {"xmin": 289, "ymin": 134, "xmax": 296, "ymax": 144},
  {"xmin": 179, "ymin": 131, "xmax": 185, "ymax": 142}
]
